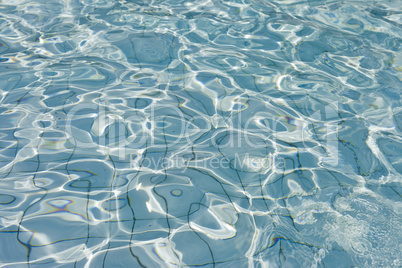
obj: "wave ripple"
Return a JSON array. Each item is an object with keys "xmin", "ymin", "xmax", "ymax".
[{"xmin": 0, "ymin": 0, "xmax": 401, "ymax": 267}]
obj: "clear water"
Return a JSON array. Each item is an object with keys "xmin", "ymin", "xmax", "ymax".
[{"xmin": 0, "ymin": 0, "xmax": 401, "ymax": 267}]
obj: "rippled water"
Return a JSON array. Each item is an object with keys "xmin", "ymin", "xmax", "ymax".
[{"xmin": 0, "ymin": 0, "xmax": 401, "ymax": 267}]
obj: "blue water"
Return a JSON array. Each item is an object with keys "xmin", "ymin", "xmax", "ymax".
[{"xmin": 0, "ymin": 0, "xmax": 401, "ymax": 267}]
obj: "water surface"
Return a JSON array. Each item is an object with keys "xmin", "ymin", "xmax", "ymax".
[{"xmin": 0, "ymin": 0, "xmax": 401, "ymax": 267}]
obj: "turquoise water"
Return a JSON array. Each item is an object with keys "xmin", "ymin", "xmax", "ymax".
[{"xmin": 0, "ymin": 0, "xmax": 401, "ymax": 267}]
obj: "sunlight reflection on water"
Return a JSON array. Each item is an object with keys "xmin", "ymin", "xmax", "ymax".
[{"xmin": 0, "ymin": 0, "xmax": 401, "ymax": 267}]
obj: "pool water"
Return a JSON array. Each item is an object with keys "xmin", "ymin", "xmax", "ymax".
[{"xmin": 0, "ymin": 0, "xmax": 401, "ymax": 267}]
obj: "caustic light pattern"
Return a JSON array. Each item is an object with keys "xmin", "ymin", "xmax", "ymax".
[{"xmin": 0, "ymin": 0, "xmax": 401, "ymax": 267}]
